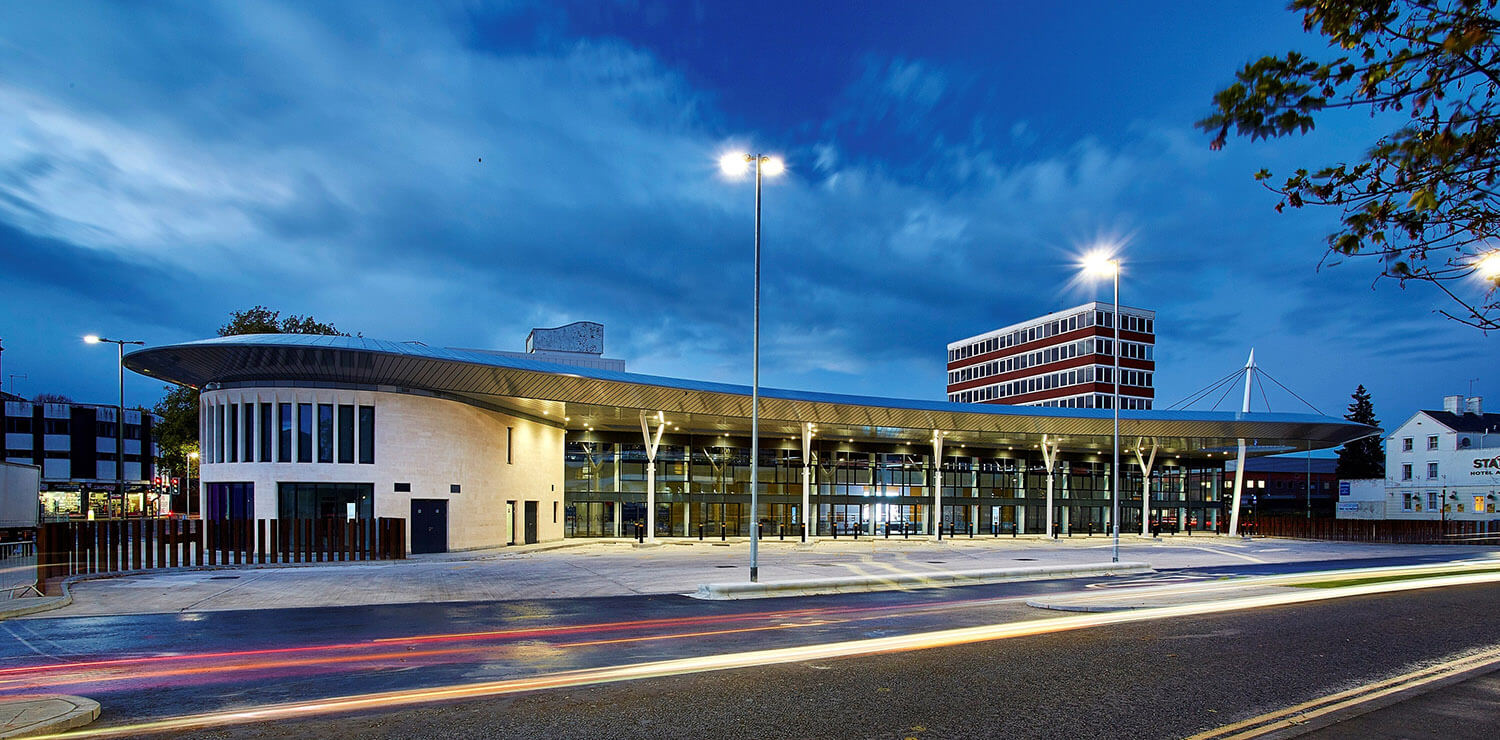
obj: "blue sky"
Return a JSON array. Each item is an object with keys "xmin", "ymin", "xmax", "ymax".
[{"xmin": 0, "ymin": 0, "xmax": 1493, "ymax": 427}]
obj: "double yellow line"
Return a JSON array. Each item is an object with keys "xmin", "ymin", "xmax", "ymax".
[{"xmin": 1188, "ymin": 644, "xmax": 1500, "ymax": 740}]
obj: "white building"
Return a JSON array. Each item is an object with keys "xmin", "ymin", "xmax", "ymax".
[{"xmin": 1349, "ymin": 394, "xmax": 1500, "ymax": 520}]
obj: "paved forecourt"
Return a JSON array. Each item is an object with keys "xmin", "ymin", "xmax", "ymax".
[{"xmin": 21, "ymin": 536, "xmax": 1500, "ymax": 618}]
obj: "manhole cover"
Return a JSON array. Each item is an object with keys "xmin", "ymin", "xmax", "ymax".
[{"xmin": 208, "ymin": 576, "xmax": 241, "ymax": 580}]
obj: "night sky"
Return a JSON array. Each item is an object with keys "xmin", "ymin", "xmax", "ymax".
[{"xmin": 0, "ymin": 1, "xmax": 1493, "ymax": 427}]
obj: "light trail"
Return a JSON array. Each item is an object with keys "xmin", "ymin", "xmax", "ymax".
[{"xmin": 36, "ymin": 568, "xmax": 1500, "ymax": 740}]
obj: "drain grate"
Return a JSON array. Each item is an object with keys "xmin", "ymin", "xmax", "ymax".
[
  {"xmin": 208, "ymin": 575, "xmax": 241, "ymax": 580},
  {"xmin": 1014, "ymin": 558, "xmax": 1037, "ymax": 561},
  {"xmin": 714, "ymin": 565, "xmax": 737, "ymax": 569}
]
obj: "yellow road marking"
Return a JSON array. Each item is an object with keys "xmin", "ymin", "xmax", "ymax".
[{"xmin": 1187, "ymin": 644, "xmax": 1500, "ymax": 740}]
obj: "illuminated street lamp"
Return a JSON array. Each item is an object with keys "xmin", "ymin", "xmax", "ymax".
[
  {"xmin": 1477, "ymin": 250, "xmax": 1500, "ymax": 282},
  {"xmin": 186, "ymin": 450, "xmax": 199, "ymax": 515},
  {"xmin": 85, "ymin": 335, "xmax": 145, "ymax": 515},
  {"xmin": 1081, "ymin": 252, "xmax": 1122, "ymax": 563},
  {"xmin": 721, "ymin": 150, "xmax": 785, "ymax": 583}
]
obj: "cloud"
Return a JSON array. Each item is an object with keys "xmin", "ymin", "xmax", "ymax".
[{"xmin": 0, "ymin": 1, "xmax": 1488, "ymax": 417}]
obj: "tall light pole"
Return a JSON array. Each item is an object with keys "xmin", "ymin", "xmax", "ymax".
[
  {"xmin": 721, "ymin": 151, "xmax": 785, "ymax": 583},
  {"xmin": 1082, "ymin": 252, "xmax": 1122, "ymax": 563},
  {"xmin": 186, "ymin": 450, "xmax": 199, "ymax": 517},
  {"xmin": 85, "ymin": 335, "xmax": 145, "ymax": 517}
]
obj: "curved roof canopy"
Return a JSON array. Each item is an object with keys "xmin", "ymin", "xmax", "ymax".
[{"xmin": 125, "ymin": 335, "xmax": 1377, "ymax": 458}]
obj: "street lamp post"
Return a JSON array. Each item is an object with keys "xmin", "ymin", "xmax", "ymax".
[
  {"xmin": 85, "ymin": 335, "xmax": 144, "ymax": 516},
  {"xmin": 721, "ymin": 151, "xmax": 785, "ymax": 583},
  {"xmin": 1082, "ymin": 253, "xmax": 1122, "ymax": 563},
  {"xmin": 186, "ymin": 450, "xmax": 199, "ymax": 517}
]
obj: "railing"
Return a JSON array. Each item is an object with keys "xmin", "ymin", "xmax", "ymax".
[
  {"xmin": 1253, "ymin": 516, "xmax": 1500, "ymax": 545},
  {"xmin": 35, "ymin": 517, "xmax": 406, "ymax": 595},
  {"xmin": 1, "ymin": 540, "xmax": 39, "ymax": 599}
]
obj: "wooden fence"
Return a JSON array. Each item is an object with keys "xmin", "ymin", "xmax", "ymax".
[
  {"xmin": 1253, "ymin": 516, "xmax": 1500, "ymax": 545},
  {"xmin": 35, "ymin": 517, "xmax": 406, "ymax": 594}
]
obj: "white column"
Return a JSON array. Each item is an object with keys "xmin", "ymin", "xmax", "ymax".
[
  {"xmin": 1042, "ymin": 434, "xmax": 1059, "ymax": 537},
  {"xmin": 1135, "ymin": 437, "xmax": 1158, "ymax": 536},
  {"xmin": 801, "ymin": 422, "xmax": 813, "ymax": 541},
  {"xmin": 932, "ymin": 430, "xmax": 944, "ymax": 541},
  {"xmin": 1228, "ymin": 349, "xmax": 1256, "ymax": 536},
  {"xmin": 639, "ymin": 411, "xmax": 667, "ymax": 543}
]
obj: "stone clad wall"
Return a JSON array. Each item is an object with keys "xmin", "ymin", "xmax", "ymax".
[{"xmin": 199, "ymin": 387, "xmax": 564, "ymax": 551}]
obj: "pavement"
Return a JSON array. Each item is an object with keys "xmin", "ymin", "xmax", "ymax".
[
  {"xmin": 18, "ymin": 534, "xmax": 1500, "ymax": 618},
  {"xmin": 0, "ymin": 695, "xmax": 98, "ymax": 738}
]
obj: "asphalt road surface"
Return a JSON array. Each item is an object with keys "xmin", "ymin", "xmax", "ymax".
[{"xmin": 4, "ymin": 556, "xmax": 1498, "ymax": 739}]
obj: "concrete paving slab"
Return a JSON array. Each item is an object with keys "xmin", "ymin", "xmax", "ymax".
[
  {"xmin": 693, "ymin": 560, "xmax": 1152, "ymax": 599},
  {"xmin": 0, "ymin": 695, "xmax": 99, "ymax": 738},
  {"xmin": 21, "ymin": 535, "xmax": 1500, "ymax": 618}
]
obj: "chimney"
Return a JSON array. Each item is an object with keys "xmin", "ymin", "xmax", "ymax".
[
  {"xmin": 1444, "ymin": 394, "xmax": 1465, "ymax": 414},
  {"xmin": 1466, "ymin": 396, "xmax": 1483, "ymax": 415}
]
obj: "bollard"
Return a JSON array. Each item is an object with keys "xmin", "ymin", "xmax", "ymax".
[
  {"xmin": 833, "ymin": 523, "xmax": 839, "ymax": 540},
  {"xmin": 758, "ymin": 523, "xmax": 764, "ymax": 540},
  {"xmin": 779, "ymin": 523, "xmax": 784, "ymax": 541},
  {"xmin": 720, "ymin": 524, "xmax": 726, "ymax": 542},
  {"xmin": 969, "ymin": 523, "xmax": 974, "ymax": 539},
  {"xmin": 800, "ymin": 522, "xmax": 806, "ymax": 543},
  {"xmin": 1012, "ymin": 525, "xmax": 1017, "ymax": 539},
  {"xmin": 636, "ymin": 522, "xmax": 644, "ymax": 543},
  {"xmin": 902, "ymin": 522, "xmax": 908, "ymax": 539},
  {"xmin": 698, "ymin": 524, "xmax": 704, "ymax": 541},
  {"xmin": 1052, "ymin": 522, "xmax": 1059, "ymax": 540},
  {"xmin": 854, "ymin": 521, "xmax": 860, "ymax": 540},
  {"xmin": 1087, "ymin": 522, "xmax": 1094, "ymax": 537}
]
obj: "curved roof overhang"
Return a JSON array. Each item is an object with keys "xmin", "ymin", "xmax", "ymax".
[{"xmin": 124, "ymin": 335, "xmax": 1378, "ymax": 458}]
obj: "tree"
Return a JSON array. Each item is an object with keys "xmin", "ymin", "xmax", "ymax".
[
  {"xmin": 32, "ymin": 392, "xmax": 73, "ymax": 403},
  {"xmin": 217, "ymin": 305, "xmax": 346, "ymax": 337},
  {"xmin": 1336, "ymin": 384, "xmax": 1385, "ymax": 478},
  {"xmin": 1200, "ymin": 0, "xmax": 1500, "ymax": 329},
  {"xmin": 152, "ymin": 385, "xmax": 199, "ymax": 480}
]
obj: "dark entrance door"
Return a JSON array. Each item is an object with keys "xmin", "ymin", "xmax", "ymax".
[
  {"xmin": 524, "ymin": 501, "xmax": 538, "ymax": 544},
  {"xmin": 411, "ymin": 499, "xmax": 448, "ymax": 554}
]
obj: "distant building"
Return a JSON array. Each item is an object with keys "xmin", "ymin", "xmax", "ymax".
[
  {"xmin": 458, "ymin": 321, "xmax": 626, "ymax": 372},
  {"xmin": 946, "ymin": 302, "xmax": 1156, "ymax": 409},
  {"xmin": 1224, "ymin": 456, "xmax": 1340, "ymax": 517},
  {"xmin": 2, "ymin": 399, "xmax": 162, "ymax": 520},
  {"xmin": 1377, "ymin": 394, "xmax": 1500, "ymax": 519}
]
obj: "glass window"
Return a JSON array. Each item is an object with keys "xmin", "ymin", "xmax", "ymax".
[
  {"xmin": 337, "ymin": 405, "xmax": 354, "ymax": 464},
  {"xmin": 358, "ymin": 406, "xmax": 374, "ymax": 464},
  {"xmin": 1427, "ymin": 462, "xmax": 1439, "ymax": 478},
  {"xmin": 205, "ymin": 482, "xmax": 254, "ymax": 521},
  {"xmin": 1401, "ymin": 463, "xmax": 1412, "ymax": 480},
  {"xmin": 1402, "ymin": 437, "xmax": 1413, "ymax": 451},
  {"xmin": 228, "ymin": 404, "xmax": 238, "ymax": 463},
  {"xmin": 278, "ymin": 403, "xmax": 292, "ymax": 463},
  {"xmin": 277, "ymin": 482, "xmax": 373, "ymax": 520},
  {"xmin": 259, "ymin": 403, "xmax": 273, "ymax": 462},
  {"xmin": 243, "ymin": 403, "xmax": 255, "ymax": 462},
  {"xmin": 318, "ymin": 404, "xmax": 334, "ymax": 463},
  {"xmin": 297, "ymin": 403, "xmax": 313, "ymax": 463},
  {"xmin": 1427, "ymin": 435, "xmax": 1439, "ymax": 450}
]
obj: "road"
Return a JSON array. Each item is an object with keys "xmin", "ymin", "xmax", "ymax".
[{"xmin": 3, "ymin": 556, "xmax": 1498, "ymax": 738}]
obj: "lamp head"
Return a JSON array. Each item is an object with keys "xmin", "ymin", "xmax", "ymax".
[
  {"xmin": 719, "ymin": 152, "xmax": 751, "ymax": 176},
  {"xmin": 760, "ymin": 156, "xmax": 785, "ymax": 177},
  {"xmin": 84, "ymin": 335, "xmax": 101, "ymax": 344},
  {"xmin": 1081, "ymin": 251, "xmax": 1119, "ymax": 278},
  {"xmin": 1478, "ymin": 250, "xmax": 1500, "ymax": 280}
]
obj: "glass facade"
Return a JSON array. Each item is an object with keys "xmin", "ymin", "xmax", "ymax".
[
  {"xmin": 205, "ymin": 482, "xmax": 255, "ymax": 521},
  {"xmin": 277, "ymin": 482, "xmax": 374, "ymax": 520},
  {"xmin": 563, "ymin": 438, "xmax": 1225, "ymax": 538}
]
